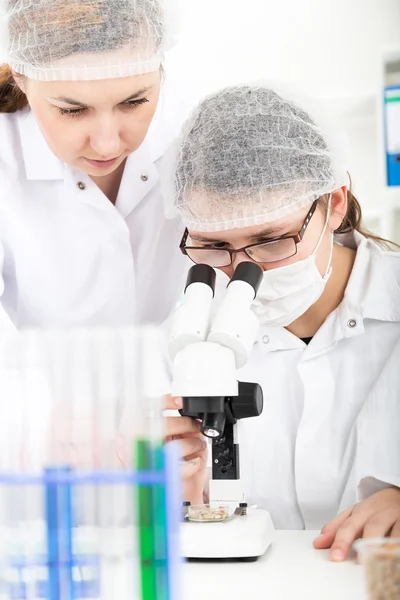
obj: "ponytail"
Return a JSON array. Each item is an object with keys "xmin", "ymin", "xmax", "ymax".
[
  {"xmin": 319, "ymin": 173, "xmax": 398, "ymax": 250},
  {"xmin": 0, "ymin": 64, "xmax": 29, "ymax": 113},
  {"xmin": 334, "ymin": 187, "xmax": 398, "ymax": 251}
]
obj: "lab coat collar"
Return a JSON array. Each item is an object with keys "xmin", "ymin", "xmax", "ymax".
[
  {"xmin": 17, "ymin": 109, "xmax": 65, "ymax": 180},
  {"xmin": 115, "ymin": 88, "xmax": 183, "ymax": 218},
  {"xmin": 114, "ymin": 139, "xmax": 160, "ymax": 218},
  {"xmin": 256, "ymin": 232, "xmax": 400, "ymax": 354},
  {"xmin": 144, "ymin": 86, "xmax": 176, "ymax": 163},
  {"xmin": 342, "ymin": 231, "xmax": 400, "ymax": 322}
]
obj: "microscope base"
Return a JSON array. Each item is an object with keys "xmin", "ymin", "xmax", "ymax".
[{"xmin": 180, "ymin": 508, "xmax": 274, "ymax": 560}]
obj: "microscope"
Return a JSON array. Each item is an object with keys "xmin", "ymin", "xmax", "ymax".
[{"xmin": 168, "ymin": 262, "xmax": 274, "ymax": 560}]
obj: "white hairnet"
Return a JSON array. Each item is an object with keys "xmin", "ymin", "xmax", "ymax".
[
  {"xmin": 163, "ymin": 83, "xmax": 349, "ymax": 232},
  {"xmin": 0, "ymin": 0, "xmax": 178, "ymax": 81}
]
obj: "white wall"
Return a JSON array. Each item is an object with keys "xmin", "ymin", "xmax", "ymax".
[
  {"xmin": 167, "ymin": 0, "xmax": 399, "ymax": 95},
  {"xmin": 166, "ymin": 0, "xmax": 400, "ymax": 238}
]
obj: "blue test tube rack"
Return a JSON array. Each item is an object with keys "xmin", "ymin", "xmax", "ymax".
[{"xmin": 0, "ymin": 445, "xmax": 181, "ymax": 600}]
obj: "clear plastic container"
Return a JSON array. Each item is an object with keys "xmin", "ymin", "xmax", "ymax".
[
  {"xmin": 353, "ymin": 538, "xmax": 400, "ymax": 600},
  {"xmin": 0, "ymin": 328, "xmax": 181, "ymax": 600}
]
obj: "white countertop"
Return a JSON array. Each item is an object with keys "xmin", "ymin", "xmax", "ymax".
[{"xmin": 182, "ymin": 530, "xmax": 368, "ymax": 600}]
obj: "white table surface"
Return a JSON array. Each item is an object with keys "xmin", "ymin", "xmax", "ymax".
[{"xmin": 182, "ymin": 530, "xmax": 368, "ymax": 600}]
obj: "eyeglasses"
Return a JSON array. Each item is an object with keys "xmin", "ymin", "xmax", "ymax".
[{"xmin": 179, "ymin": 200, "xmax": 319, "ymax": 267}]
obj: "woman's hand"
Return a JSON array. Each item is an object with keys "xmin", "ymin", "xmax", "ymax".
[
  {"xmin": 164, "ymin": 395, "xmax": 207, "ymax": 505},
  {"xmin": 314, "ymin": 487, "xmax": 400, "ymax": 561}
]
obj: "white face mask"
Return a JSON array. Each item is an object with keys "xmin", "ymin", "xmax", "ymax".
[{"xmin": 252, "ymin": 199, "xmax": 334, "ymax": 328}]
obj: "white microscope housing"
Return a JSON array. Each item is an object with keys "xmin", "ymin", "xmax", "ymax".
[{"xmin": 169, "ymin": 262, "xmax": 275, "ymax": 560}]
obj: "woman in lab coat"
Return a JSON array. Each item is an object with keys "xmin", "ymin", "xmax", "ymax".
[
  {"xmin": 0, "ymin": 0, "xmax": 189, "ymax": 329},
  {"xmin": 164, "ymin": 84, "xmax": 400, "ymax": 561}
]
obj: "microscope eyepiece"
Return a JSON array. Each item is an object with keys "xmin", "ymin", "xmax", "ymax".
[
  {"xmin": 228, "ymin": 262, "xmax": 263, "ymax": 298},
  {"xmin": 185, "ymin": 264, "xmax": 216, "ymax": 296}
]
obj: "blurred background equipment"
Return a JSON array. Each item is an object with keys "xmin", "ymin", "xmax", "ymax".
[{"xmin": 0, "ymin": 328, "xmax": 181, "ymax": 600}]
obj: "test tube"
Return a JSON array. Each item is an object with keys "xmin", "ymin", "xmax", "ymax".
[
  {"xmin": 46, "ymin": 330, "xmax": 99, "ymax": 600},
  {"xmin": 120, "ymin": 327, "xmax": 176, "ymax": 600},
  {"xmin": 94, "ymin": 329, "xmax": 134, "ymax": 600}
]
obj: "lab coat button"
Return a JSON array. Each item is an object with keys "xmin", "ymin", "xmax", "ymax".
[
  {"xmin": 347, "ymin": 319, "xmax": 357, "ymax": 328},
  {"xmin": 141, "ymin": 173, "xmax": 149, "ymax": 182},
  {"xmin": 76, "ymin": 181, "xmax": 86, "ymax": 191},
  {"xmin": 262, "ymin": 335, "xmax": 270, "ymax": 344}
]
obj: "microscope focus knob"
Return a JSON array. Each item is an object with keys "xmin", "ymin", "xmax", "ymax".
[{"xmin": 231, "ymin": 382, "xmax": 264, "ymax": 420}]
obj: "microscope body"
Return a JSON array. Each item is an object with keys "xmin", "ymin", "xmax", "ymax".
[{"xmin": 169, "ymin": 263, "xmax": 275, "ymax": 559}]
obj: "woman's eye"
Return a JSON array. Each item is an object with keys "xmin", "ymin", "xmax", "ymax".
[
  {"xmin": 257, "ymin": 238, "xmax": 275, "ymax": 244},
  {"xmin": 123, "ymin": 98, "xmax": 149, "ymax": 109},
  {"xmin": 201, "ymin": 242, "xmax": 227, "ymax": 249},
  {"xmin": 58, "ymin": 107, "xmax": 86, "ymax": 118}
]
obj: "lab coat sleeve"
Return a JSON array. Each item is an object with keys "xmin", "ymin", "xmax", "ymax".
[
  {"xmin": 356, "ymin": 336, "xmax": 400, "ymax": 501},
  {"xmin": 0, "ymin": 241, "xmax": 16, "ymax": 332}
]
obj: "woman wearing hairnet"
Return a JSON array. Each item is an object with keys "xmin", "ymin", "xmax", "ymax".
[
  {"xmin": 164, "ymin": 84, "xmax": 400, "ymax": 561},
  {"xmin": 0, "ymin": 0, "xmax": 189, "ymax": 329}
]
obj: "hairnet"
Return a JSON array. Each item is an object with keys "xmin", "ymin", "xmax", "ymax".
[
  {"xmin": 163, "ymin": 83, "xmax": 349, "ymax": 232},
  {"xmin": 0, "ymin": 0, "xmax": 178, "ymax": 81}
]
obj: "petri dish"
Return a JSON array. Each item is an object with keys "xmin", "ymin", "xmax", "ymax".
[{"xmin": 187, "ymin": 504, "xmax": 231, "ymax": 523}]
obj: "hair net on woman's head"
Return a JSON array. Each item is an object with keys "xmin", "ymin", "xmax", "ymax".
[
  {"xmin": 0, "ymin": 0, "xmax": 178, "ymax": 81},
  {"xmin": 162, "ymin": 82, "xmax": 349, "ymax": 232}
]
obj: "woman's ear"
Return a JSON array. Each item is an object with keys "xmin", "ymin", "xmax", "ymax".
[
  {"xmin": 328, "ymin": 186, "xmax": 348, "ymax": 231},
  {"xmin": 10, "ymin": 69, "xmax": 26, "ymax": 94}
]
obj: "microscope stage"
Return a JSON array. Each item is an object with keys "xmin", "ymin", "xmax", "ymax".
[{"xmin": 180, "ymin": 508, "xmax": 274, "ymax": 560}]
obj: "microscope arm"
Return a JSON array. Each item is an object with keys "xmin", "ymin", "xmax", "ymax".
[{"xmin": 182, "ymin": 381, "xmax": 263, "ymax": 504}]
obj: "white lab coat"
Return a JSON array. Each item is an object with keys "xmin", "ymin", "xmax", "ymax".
[
  {"xmin": 234, "ymin": 233, "xmax": 400, "ymax": 530},
  {"xmin": 0, "ymin": 87, "xmax": 192, "ymax": 330}
]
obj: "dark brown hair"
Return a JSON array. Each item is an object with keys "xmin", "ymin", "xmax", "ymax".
[
  {"xmin": 0, "ymin": 65, "xmax": 28, "ymax": 112},
  {"xmin": 323, "ymin": 186, "xmax": 398, "ymax": 250}
]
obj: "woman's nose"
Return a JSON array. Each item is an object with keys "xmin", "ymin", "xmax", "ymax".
[{"xmin": 89, "ymin": 119, "xmax": 121, "ymax": 157}]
